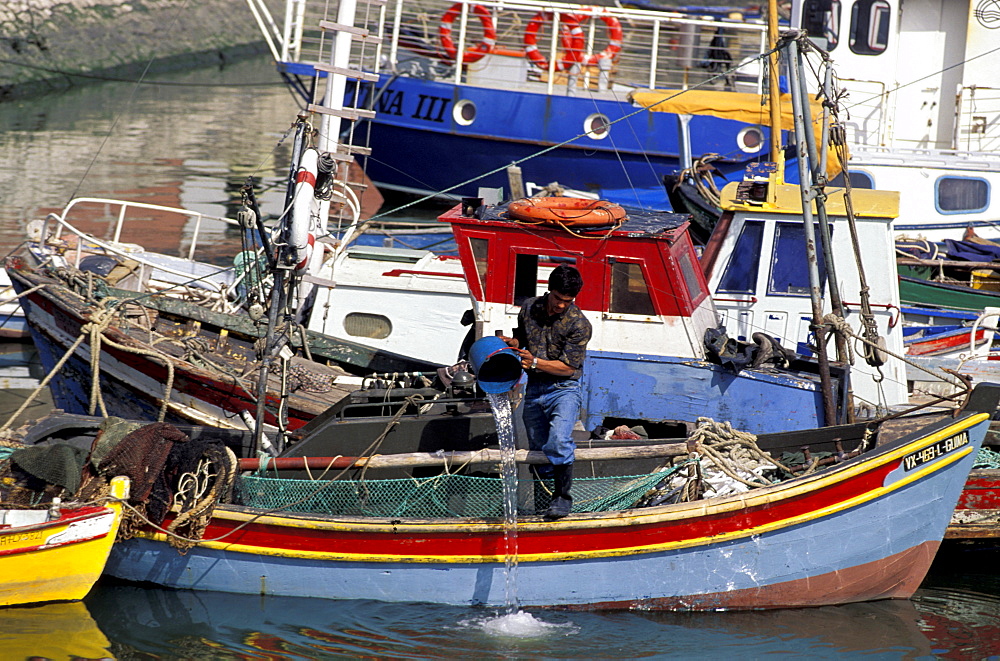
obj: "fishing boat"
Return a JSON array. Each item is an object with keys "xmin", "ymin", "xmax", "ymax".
[
  {"xmin": 0, "ymin": 473, "xmax": 129, "ymax": 607},
  {"xmin": 69, "ymin": 378, "xmax": 1000, "ymax": 609}
]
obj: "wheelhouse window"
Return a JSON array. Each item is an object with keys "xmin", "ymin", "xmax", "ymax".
[
  {"xmin": 936, "ymin": 176, "xmax": 990, "ymax": 214},
  {"xmin": 768, "ymin": 222, "xmax": 830, "ymax": 296},
  {"xmin": 717, "ymin": 220, "xmax": 765, "ymax": 294},
  {"xmin": 803, "ymin": 0, "xmax": 841, "ymax": 50},
  {"xmin": 469, "ymin": 237, "xmax": 489, "ymax": 296},
  {"xmin": 609, "ymin": 259, "xmax": 655, "ymax": 315},
  {"xmin": 513, "ymin": 254, "xmax": 576, "ymax": 306},
  {"xmin": 848, "ymin": 0, "xmax": 890, "ymax": 55},
  {"xmin": 676, "ymin": 250, "xmax": 706, "ymax": 306}
]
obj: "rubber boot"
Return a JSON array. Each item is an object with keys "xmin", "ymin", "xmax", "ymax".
[
  {"xmin": 544, "ymin": 463, "xmax": 573, "ymax": 520},
  {"xmin": 530, "ymin": 465, "xmax": 553, "ymax": 514}
]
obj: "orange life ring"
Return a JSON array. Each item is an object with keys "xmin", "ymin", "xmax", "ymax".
[
  {"xmin": 577, "ymin": 12, "xmax": 623, "ymax": 66},
  {"xmin": 439, "ymin": 3, "xmax": 496, "ymax": 64},
  {"xmin": 507, "ymin": 197, "xmax": 627, "ymax": 228},
  {"xmin": 523, "ymin": 12, "xmax": 585, "ymax": 71}
]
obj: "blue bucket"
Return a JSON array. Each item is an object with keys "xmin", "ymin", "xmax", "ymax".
[{"xmin": 468, "ymin": 336, "xmax": 523, "ymax": 394}]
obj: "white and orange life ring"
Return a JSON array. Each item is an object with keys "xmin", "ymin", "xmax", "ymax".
[
  {"xmin": 506, "ymin": 197, "xmax": 627, "ymax": 228},
  {"xmin": 577, "ymin": 11, "xmax": 623, "ymax": 66},
  {"xmin": 290, "ymin": 148, "xmax": 319, "ymax": 274},
  {"xmin": 439, "ymin": 3, "xmax": 496, "ymax": 64},
  {"xmin": 523, "ymin": 12, "xmax": 585, "ymax": 71}
]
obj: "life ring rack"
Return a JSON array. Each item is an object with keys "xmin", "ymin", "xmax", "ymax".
[
  {"xmin": 523, "ymin": 12, "xmax": 585, "ymax": 71},
  {"xmin": 439, "ymin": 3, "xmax": 496, "ymax": 64},
  {"xmin": 506, "ymin": 197, "xmax": 627, "ymax": 229}
]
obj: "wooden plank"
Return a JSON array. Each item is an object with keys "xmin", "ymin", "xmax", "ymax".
[{"xmin": 241, "ymin": 441, "xmax": 693, "ymax": 470}]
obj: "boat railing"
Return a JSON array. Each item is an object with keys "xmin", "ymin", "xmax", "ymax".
[
  {"xmin": 37, "ymin": 198, "xmax": 254, "ymax": 310},
  {"xmin": 279, "ymin": 0, "xmax": 768, "ymax": 97},
  {"xmin": 955, "ymin": 84, "xmax": 1000, "ymax": 153},
  {"xmin": 965, "ymin": 306, "xmax": 1000, "ymax": 360}
]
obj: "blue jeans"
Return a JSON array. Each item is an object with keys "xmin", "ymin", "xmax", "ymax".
[{"xmin": 522, "ymin": 380, "xmax": 582, "ymax": 473}]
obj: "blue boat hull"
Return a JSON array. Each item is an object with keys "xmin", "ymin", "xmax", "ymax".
[{"xmin": 336, "ymin": 73, "xmax": 785, "ymax": 208}]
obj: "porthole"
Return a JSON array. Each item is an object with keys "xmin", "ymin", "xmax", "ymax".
[
  {"xmin": 737, "ymin": 126, "xmax": 765, "ymax": 154},
  {"xmin": 453, "ymin": 99, "xmax": 477, "ymax": 126},
  {"xmin": 344, "ymin": 312, "xmax": 392, "ymax": 339},
  {"xmin": 585, "ymin": 113, "xmax": 611, "ymax": 140}
]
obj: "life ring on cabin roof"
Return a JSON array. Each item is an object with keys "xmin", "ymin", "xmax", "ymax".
[
  {"xmin": 506, "ymin": 197, "xmax": 627, "ymax": 228},
  {"xmin": 439, "ymin": 3, "xmax": 496, "ymax": 64},
  {"xmin": 577, "ymin": 11, "xmax": 623, "ymax": 66},
  {"xmin": 523, "ymin": 12, "xmax": 585, "ymax": 71}
]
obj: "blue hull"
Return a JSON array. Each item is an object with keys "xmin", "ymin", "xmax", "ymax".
[{"xmin": 326, "ymin": 73, "xmax": 786, "ymax": 208}]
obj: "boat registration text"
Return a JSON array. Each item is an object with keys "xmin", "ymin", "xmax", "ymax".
[{"xmin": 902, "ymin": 432, "xmax": 970, "ymax": 471}]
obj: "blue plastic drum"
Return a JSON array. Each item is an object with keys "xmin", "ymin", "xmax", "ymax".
[{"xmin": 468, "ymin": 336, "xmax": 524, "ymax": 394}]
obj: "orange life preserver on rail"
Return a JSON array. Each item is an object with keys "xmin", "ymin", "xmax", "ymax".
[
  {"xmin": 439, "ymin": 3, "xmax": 496, "ymax": 64},
  {"xmin": 577, "ymin": 11, "xmax": 623, "ymax": 66},
  {"xmin": 523, "ymin": 12, "xmax": 585, "ymax": 71},
  {"xmin": 507, "ymin": 197, "xmax": 627, "ymax": 228}
]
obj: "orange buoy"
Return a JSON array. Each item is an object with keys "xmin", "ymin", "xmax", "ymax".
[
  {"xmin": 523, "ymin": 12, "xmax": 585, "ymax": 71},
  {"xmin": 507, "ymin": 197, "xmax": 627, "ymax": 228},
  {"xmin": 577, "ymin": 12, "xmax": 623, "ymax": 66},
  {"xmin": 439, "ymin": 3, "xmax": 496, "ymax": 64}
]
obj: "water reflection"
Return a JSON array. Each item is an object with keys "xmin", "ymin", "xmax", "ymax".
[
  {"xmin": 72, "ymin": 577, "xmax": 1000, "ymax": 659},
  {"xmin": 0, "ymin": 56, "xmax": 298, "ymax": 256},
  {"xmin": 0, "ymin": 601, "xmax": 113, "ymax": 660}
]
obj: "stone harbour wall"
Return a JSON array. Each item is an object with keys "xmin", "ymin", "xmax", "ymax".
[{"xmin": 0, "ymin": 0, "xmax": 281, "ymax": 100}]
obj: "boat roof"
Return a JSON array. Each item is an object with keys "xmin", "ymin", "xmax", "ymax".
[{"xmin": 441, "ymin": 202, "xmax": 692, "ymax": 239}]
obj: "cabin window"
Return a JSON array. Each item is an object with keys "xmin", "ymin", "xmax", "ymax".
[
  {"xmin": 936, "ymin": 176, "xmax": 990, "ymax": 214},
  {"xmin": 828, "ymin": 169, "xmax": 874, "ymax": 189},
  {"xmin": 469, "ymin": 237, "xmax": 489, "ymax": 295},
  {"xmin": 609, "ymin": 259, "xmax": 655, "ymax": 315},
  {"xmin": 848, "ymin": 0, "xmax": 890, "ymax": 55},
  {"xmin": 803, "ymin": 0, "xmax": 841, "ymax": 50},
  {"xmin": 676, "ymin": 250, "xmax": 706, "ymax": 305},
  {"xmin": 717, "ymin": 220, "xmax": 765, "ymax": 294},
  {"xmin": 344, "ymin": 312, "xmax": 392, "ymax": 339},
  {"xmin": 513, "ymin": 254, "xmax": 576, "ymax": 306},
  {"xmin": 768, "ymin": 222, "xmax": 829, "ymax": 296}
]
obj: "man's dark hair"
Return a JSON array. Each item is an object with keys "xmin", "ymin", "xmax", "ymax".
[{"xmin": 549, "ymin": 264, "xmax": 583, "ymax": 297}]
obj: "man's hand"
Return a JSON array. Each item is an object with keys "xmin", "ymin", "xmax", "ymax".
[
  {"xmin": 499, "ymin": 335, "xmax": 519, "ymax": 349},
  {"xmin": 516, "ymin": 348, "xmax": 535, "ymax": 370}
]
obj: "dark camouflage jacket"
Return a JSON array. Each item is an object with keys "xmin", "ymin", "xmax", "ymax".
[{"xmin": 514, "ymin": 294, "xmax": 592, "ymax": 382}]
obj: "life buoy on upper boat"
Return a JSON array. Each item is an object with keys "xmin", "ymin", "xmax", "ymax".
[
  {"xmin": 506, "ymin": 197, "xmax": 627, "ymax": 228},
  {"xmin": 439, "ymin": 3, "xmax": 496, "ymax": 64},
  {"xmin": 576, "ymin": 11, "xmax": 623, "ymax": 66},
  {"xmin": 290, "ymin": 148, "xmax": 319, "ymax": 275},
  {"xmin": 523, "ymin": 12, "xmax": 585, "ymax": 71}
]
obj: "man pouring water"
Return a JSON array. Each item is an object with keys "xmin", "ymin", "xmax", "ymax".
[{"xmin": 500, "ymin": 264, "xmax": 592, "ymax": 519}]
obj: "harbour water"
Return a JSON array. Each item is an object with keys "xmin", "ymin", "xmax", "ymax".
[{"xmin": 1, "ymin": 54, "xmax": 1000, "ymax": 659}]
